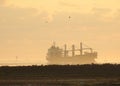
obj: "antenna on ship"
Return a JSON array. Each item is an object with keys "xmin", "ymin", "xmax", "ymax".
[{"xmin": 53, "ymin": 41, "xmax": 56, "ymax": 47}]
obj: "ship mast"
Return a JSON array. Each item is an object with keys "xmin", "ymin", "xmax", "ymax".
[
  {"xmin": 64, "ymin": 44, "xmax": 67, "ymax": 57},
  {"xmin": 72, "ymin": 45, "xmax": 75, "ymax": 56},
  {"xmin": 80, "ymin": 42, "xmax": 83, "ymax": 55}
]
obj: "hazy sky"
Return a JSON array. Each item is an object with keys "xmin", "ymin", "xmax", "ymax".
[{"xmin": 0, "ymin": 0, "xmax": 120, "ymax": 65}]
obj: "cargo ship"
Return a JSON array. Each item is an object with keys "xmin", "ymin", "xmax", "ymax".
[{"xmin": 46, "ymin": 42, "xmax": 97, "ymax": 64}]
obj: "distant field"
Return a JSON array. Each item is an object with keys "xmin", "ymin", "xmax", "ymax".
[
  {"xmin": 0, "ymin": 64, "xmax": 120, "ymax": 86},
  {"xmin": 0, "ymin": 78, "xmax": 120, "ymax": 86},
  {"xmin": 1, "ymin": 64, "xmax": 120, "ymax": 79}
]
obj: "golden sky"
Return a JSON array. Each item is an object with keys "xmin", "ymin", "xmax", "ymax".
[{"xmin": 0, "ymin": 0, "xmax": 120, "ymax": 65}]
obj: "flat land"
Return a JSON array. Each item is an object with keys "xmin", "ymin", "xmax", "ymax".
[{"xmin": 0, "ymin": 64, "xmax": 120, "ymax": 86}]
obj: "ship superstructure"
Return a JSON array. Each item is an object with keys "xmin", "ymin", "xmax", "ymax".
[{"xmin": 47, "ymin": 42, "xmax": 97, "ymax": 64}]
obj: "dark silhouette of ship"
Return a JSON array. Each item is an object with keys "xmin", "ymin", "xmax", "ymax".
[{"xmin": 47, "ymin": 42, "xmax": 97, "ymax": 64}]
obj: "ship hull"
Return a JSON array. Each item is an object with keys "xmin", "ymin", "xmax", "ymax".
[{"xmin": 47, "ymin": 55, "xmax": 97, "ymax": 65}]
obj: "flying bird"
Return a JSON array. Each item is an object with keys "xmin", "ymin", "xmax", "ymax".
[
  {"xmin": 68, "ymin": 16, "xmax": 71, "ymax": 19},
  {"xmin": 45, "ymin": 21, "xmax": 48, "ymax": 23}
]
